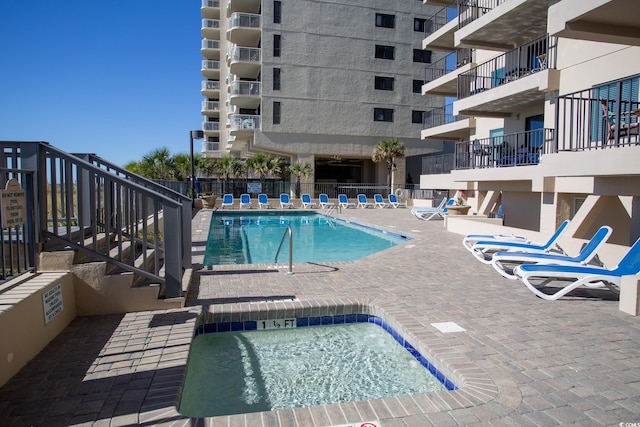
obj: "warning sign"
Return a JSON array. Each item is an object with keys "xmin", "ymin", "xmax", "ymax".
[
  {"xmin": 1, "ymin": 178, "xmax": 26, "ymax": 228},
  {"xmin": 43, "ymin": 283, "xmax": 64, "ymax": 324}
]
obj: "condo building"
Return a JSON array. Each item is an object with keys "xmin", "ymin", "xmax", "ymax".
[
  {"xmin": 200, "ymin": 0, "xmax": 445, "ymax": 187},
  {"xmin": 420, "ymin": 0, "xmax": 640, "ymax": 256}
]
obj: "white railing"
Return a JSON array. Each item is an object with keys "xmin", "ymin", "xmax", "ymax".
[
  {"xmin": 201, "ymin": 60, "xmax": 220, "ymax": 71},
  {"xmin": 201, "ymin": 80, "xmax": 220, "ymax": 91},
  {"xmin": 230, "ymin": 114, "xmax": 260, "ymax": 131},
  {"xmin": 203, "ymin": 141, "xmax": 220, "ymax": 151},
  {"xmin": 228, "ymin": 13, "xmax": 261, "ymax": 30},
  {"xmin": 229, "ymin": 80, "xmax": 261, "ymax": 96},
  {"xmin": 228, "ymin": 46, "xmax": 261, "ymax": 63},
  {"xmin": 202, "ymin": 39, "xmax": 220, "ymax": 50},
  {"xmin": 202, "ymin": 0, "xmax": 220, "ymax": 7},
  {"xmin": 202, "ymin": 101, "xmax": 220, "ymax": 111},
  {"xmin": 202, "ymin": 19, "xmax": 220, "ymax": 29},
  {"xmin": 203, "ymin": 121, "xmax": 220, "ymax": 131}
]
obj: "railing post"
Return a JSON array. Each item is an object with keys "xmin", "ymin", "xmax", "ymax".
[
  {"xmin": 164, "ymin": 204, "xmax": 183, "ymax": 298},
  {"xmin": 20, "ymin": 142, "xmax": 47, "ymax": 244}
]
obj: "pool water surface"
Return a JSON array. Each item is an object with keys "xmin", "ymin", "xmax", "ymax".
[{"xmin": 203, "ymin": 212, "xmax": 409, "ymax": 265}]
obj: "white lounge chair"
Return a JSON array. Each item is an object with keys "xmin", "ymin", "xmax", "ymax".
[
  {"xmin": 411, "ymin": 197, "xmax": 452, "ymax": 221},
  {"xmin": 319, "ymin": 193, "xmax": 335, "ymax": 209},
  {"xmin": 373, "ymin": 194, "xmax": 390, "ymax": 208},
  {"xmin": 388, "ymin": 194, "xmax": 407, "ymax": 208},
  {"xmin": 513, "ymin": 237, "xmax": 640, "ymax": 300},
  {"xmin": 221, "ymin": 194, "xmax": 234, "ymax": 209},
  {"xmin": 301, "ymin": 193, "xmax": 317, "ymax": 208},
  {"xmin": 469, "ymin": 220, "xmax": 570, "ymax": 264},
  {"xmin": 463, "ymin": 233, "xmax": 530, "ymax": 252},
  {"xmin": 491, "ymin": 226, "xmax": 612, "ymax": 279},
  {"xmin": 258, "ymin": 193, "xmax": 272, "ymax": 209},
  {"xmin": 280, "ymin": 193, "xmax": 295, "ymax": 209},
  {"xmin": 357, "ymin": 194, "xmax": 374, "ymax": 209},
  {"xmin": 240, "ymin": 193, "xmax": 252, "ymax": 209},
  {"xmin": 338, "ymin": 194, "xmax": 355, "ymax": 209}
]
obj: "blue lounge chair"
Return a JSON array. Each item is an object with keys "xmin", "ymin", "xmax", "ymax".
[
  {"xmin": 388, "ymin": 194, "xmax": 407, "ymax": 208},
  {"xmin": 319, "ymin": 193, "xmax": 335, "ymax": 209},
  {"xmin": 470, "ymin": 220, "xmax": 570, "ymax": 264},
  {"xmin": 513, "ymin": 237, "xmax": 640, "ymax": 300},
  {"xmin": 357, "ymin": 194, "xmax": 374, "ymax": 209},
  {"xmin": 240, "ymin": 193, "xmax": 252, "ymax": 209},
  {"xmin": 258, "ymin": 193, "xmax": 272, "ymax": 209},
  {"xmin": 301, "ymin": 193, "xmax": 317, "ymax": 208},
  {"xmin": 411, "ymin": 197, "xmax": 452, "ymax": 221},
  {"xmin": 338, "ymin": 194, "xmax": 355, "ymax": 209},
  {"xmin": 280, "ymin": 193, "xmax": 294, "ymax": 209},
  {"xmin": 373, "ymin": 194, "xmax": 390, "ymax": 208},
  {"xmin": 221, "ymin": 194, "xmax": 234, "ymax": 209},
  {"xmin": 491, "ymin": 226, "xmax": 612, "ymax": 279}
]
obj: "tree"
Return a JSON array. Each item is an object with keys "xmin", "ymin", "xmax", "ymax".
[
  {"xmin": 372, "ymin": 137, "xmax": 405, "ymax": 191},
  {"xmin": 140, "ymin": 147, "xmax": 177, "ymax": 180},
  {"xmin": 288, "ymin": 161, "xmax": 312, "ymax": 198}
]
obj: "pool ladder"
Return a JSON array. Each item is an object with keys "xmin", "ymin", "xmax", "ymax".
[{"xmin": 274, "ymin": 226, "xmax": 293, "ymax": 274}]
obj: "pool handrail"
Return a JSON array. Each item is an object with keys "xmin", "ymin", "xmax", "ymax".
[{"xmin": 274, "ymin": 226, "xmax": 293, "ymax": 274}]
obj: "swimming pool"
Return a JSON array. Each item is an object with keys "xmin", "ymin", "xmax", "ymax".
[
  {"xmin": 203, "ymin": 212, "xmax": 409, "ymax": 265},
  {"xmin": 179, "ymin": 315, "xmax": 451, "ymax": 418}
]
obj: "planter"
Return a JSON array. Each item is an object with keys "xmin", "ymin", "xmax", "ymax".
[
  {"xmin": 200, "ymin": 195, "xmax": 217, "ymax": 209},
  {"xmin": 446, "ymin": 205, "xmax": 471, "ymax": 216}
]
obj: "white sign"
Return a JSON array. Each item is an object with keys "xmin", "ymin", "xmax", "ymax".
[
  {"xmin": 0, "ymin": 178, "xmax": 26, "ymax": 228},
  {"xmin": 257, "ymin": 318, "xmax": 296, "ymax": 330},
  {"xmin": 43, "ymin": 283, "xmax": 64, "ymax": 324},
  {"xmin": 247, "ymin": 182, "xmax": 262, "ymax": 193}
]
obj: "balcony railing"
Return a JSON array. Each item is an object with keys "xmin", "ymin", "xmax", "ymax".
[
  {"xmin": 230, "ymin": 114, "xmax": 260, "ymax": 131},
  {"xmin": 454, "ymin": 128, "xmax": 554, "ymax": 170},
  {"xmin": 202, "ymin": 101, "xmax": 220, "ymax": 111},
  {"xmin": 458, "ymin": 0, "xmax": 506, "ymax": 28},
  {"xmin": 202, "ymin": 80, "xmax": 220, "ymax": 91},
  {"xmin": 202, "ymin": 19, "xmax": 220, "ymax": 30},
  {"xmin": 203, "ymin": 121, "xmax": 220, "ymax": 131},
  {"xmin": 202, "ymin": 0, "xmax": 220, "ymax": 7},
  {"xmin": 229, "ymin": 80, "xmax": 261, "ymax": 96},
  {"xmin": 202, "ymin": 60, "xmax": 220, "ymax": 71},
  {"xmin": 458, "ymin": 35, "xmax": 557, "ymax": 99},
  {"xmin": 424, "ymin": 49, "xmax": 473, "ymax": 83},
  {"xmin": 422, "ymin": 153, "xmax": 455, "ymax": 175},
  {"xmin": 202, "ymin": 39, "xmax": 220, "ymax": 50},
  {"xmin": 424, "ymin": 0, "xmax": 457, "ymax": 35},
  {"xmin": 423, "ymin": 103, "xmax": 470, "ymax": 129},
  {"xmin": 228, "ymin": 46, "xmax": 261, "ymax": 63},
  {"xmin": 228, "ymin": 13, "xmax": 261, "ymax": 30},
  {"xmin": 555, "ymin": 74, "xmax": 640, "ymax": 151}
]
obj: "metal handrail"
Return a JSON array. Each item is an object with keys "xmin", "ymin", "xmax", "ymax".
[{"xmin": 274, "ymin": 226, "xmax": 293, "ymax": 274}]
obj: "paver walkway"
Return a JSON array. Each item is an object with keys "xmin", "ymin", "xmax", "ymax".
[{"xmin": 1, "ymin": 207, "xmax": 639, "ymax": 426}]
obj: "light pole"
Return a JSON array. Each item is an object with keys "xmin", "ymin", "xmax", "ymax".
[{"xmin": 190, "ymin": 130, "xmax": 204, "ymax": 203}]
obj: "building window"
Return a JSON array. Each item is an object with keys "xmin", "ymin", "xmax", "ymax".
[
  {"xmin": 413, "ymin": 80, "xmax": 424, "ymax": 93},
  {"xmin": 274, "ymin": 1, "xmax": 281, "ymax": 23},
  {"xmin": 374, "ymin": 108, "xmax": 394, "ymax": 122},
  {"xmin": 205, "ymin": 137, "xmax": 219, "ymax": 151},
  {"xmin": 273, "ymin": 67, "xmax": 281, "ymax": 90},
  {"xmin": 274, "ymin": 34, "xmax": 281, "ymax": 57},
  {"xmin": 412, "ymin": 110, "xmax": 425, "ymax": 124},
  {"xmin": 413, "ymin": 49, "xmax": 432, "ymax": 63},
  {"xmin": 375, "ymin": 45, "xmax": 395, "ymax": 60},
  {"xmin": 375, "ymin": 76, "xmax": 394, "ymax": 91},
  {"xmin": 273, "ymin": 101, "xmax": 281, "ymax": 124},
  {"xmin": 375, "ymin": 13, "xmax": 395, "ymax": 28},
  {"xmin": 414, "ymin": 18, "xmax": 426, "ymax": 32}
]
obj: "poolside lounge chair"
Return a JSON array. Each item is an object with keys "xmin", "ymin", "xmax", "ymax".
[
  {"xmin": 357, "ymin": 194, "xmax": 374, "ymax": 209},
  {"xmin": 258, "ymin": 193, "xmax": 272, "ymax": 209},
  {"xmin": 463, "ymin": 232, "xmax": 530, "ymax": 252},
  {"xmin": 469, "ymin": 220, "xmax": 570, "ymax": 264},
  {"xmin": 373, "ymin": 194, "xmax": 390, "ymax": 208},
  {"xmin": 411, "ymin": 197, "xmax": 451, "ymax": 221},
  {"xmin": 338, "ymin": 194, "xmax": 355, "ymax": 209},
  {"xmin": 240, "ymin": 193, "xmax": 252, "ymax": 209},
  {"xmin": 388, "ymin": 194, "xmax": 407, "ymax": 208},
  {"xmin": 491, "ymin": 226, "xmax": 612, "ymax": 279},
  {"xmin": 221, "ymin": 194, "xmax": 234, "ymax": 209},
  {"xmin": 280, "ymin": 193, "xmax": 295, "ymax": 209},
  {"xmin": 319, "ymin": 193, "xmax": 335, "ymax": 209},
  {"xmin": 301, "ymin": 193, "xmax": 317, "ymax": 208},
  {"xmin": 513, "ymin": 237, "xmax": 640, "ymax": 300}
]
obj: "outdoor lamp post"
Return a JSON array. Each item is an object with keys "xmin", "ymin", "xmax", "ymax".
[{"xmin": 190, "ymin": 130, "xmax": 205, "ymax": 203}]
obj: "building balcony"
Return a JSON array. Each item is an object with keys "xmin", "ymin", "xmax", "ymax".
[
  {"xmin": 229, "ymin": 81, "xmax": 261, "ymax": 109},
  {"xmin": 202, "ymin": 100, "xmax": 220, "ymax": 116},
  {"xmin": 203, "ymin": 121, "xmax": 220, "ymax": 133},
  {"xmin": 228, "ymin": 46, "xmax": 261, "ymax": 79},
  {"xmin": 421, "ymin": 103, "xmax": 476, "ymax": 141},
  {"xmin": 201, "ymin": 80, "xmax": 220, "ymax": 97},
  {"xmin": 422, "ymin": 49, "xmax": 474, "ymax": 97},
  {"xmin": 456, "ymin": 0, "xmax": 549, "ymax": 51},
  {"xmin": 548, "ymin": 0, "xmax": 640, "ymax": 46},
  {"xmin": 455, "ymin": 35, "xmax": 559, "ymax": 117},
  {"xmin": 201, "ymin": 39, "xmax": 220, "ymax": 60},
  {"xmin": 201, "ymin": 60, "xmax": 220, "ymax": 79},
  {"xmin": 202, "ymin": 140, "xmax": 220, "ymax": 153},
  {"xmin": 422, "ymin": 0, "xmax": 457, "ymax": 51},
  {"xmin": 227, "ymin": 13, "xmax": 261, "ymax": 46},
  {"xmin": 229, "ymin": 114, "xmax": 260, "ymax": 136},
  {"xmin": 227, "ymin": 0, "xmax": 261, "ymax": 15},
  {"xmin": 201, "ymin": 0, "xmax": 220, "ymax": 20},
  {"xmin": 201, "ymin": 19, "xmax": 221, "ymax": 40}
]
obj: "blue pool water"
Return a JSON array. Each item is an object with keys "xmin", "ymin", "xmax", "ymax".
[{"xmin": 203, "ymin": 212, "xmax": 409, "ymax": 265}]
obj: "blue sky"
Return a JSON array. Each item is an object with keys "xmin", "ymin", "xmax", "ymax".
[{"xmin": 0, "ymin": 1, "xmax": 204, "ymax": 167}]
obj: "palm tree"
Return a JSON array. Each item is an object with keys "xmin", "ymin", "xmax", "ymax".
[
  {"xmin": 140, "ymin": 147, "xmax": 177, "ymax": 180},
  {"xmin": 246, "ymin": 153, "xmax": 282, "ymax": 194},
  {"xmin": 288, "ymin": 161, "xmax": 312, "ymax": 198},
  {"xmin": 214, "ymin": 155, "xmax": 236, "ymax": 193},
  {"xmin": 372, "ymin": 137, "xmax": 405, "ymax": 192}
]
